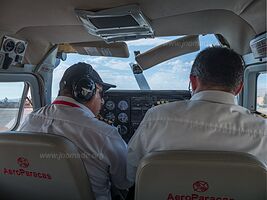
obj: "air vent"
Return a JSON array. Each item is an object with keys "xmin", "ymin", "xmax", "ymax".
[
  {"xmin": 250, "ymin": 32, "xmax": 266, "ymax": 59},
  {"xmin": 75, "ymin": 5, "xmax": 154, "ymax": 43}
]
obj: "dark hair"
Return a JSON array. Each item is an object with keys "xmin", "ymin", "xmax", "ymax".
[{"xmin": 191, "ymin": 46, "xmax": 244, "ymax": 91}]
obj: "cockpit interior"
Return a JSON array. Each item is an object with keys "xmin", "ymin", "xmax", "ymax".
[{"xmin": 0, "ymin": 0, "xmax": 266, "ymax": 199}]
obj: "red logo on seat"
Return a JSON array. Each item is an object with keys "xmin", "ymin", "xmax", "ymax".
[
  {"xmin": 17, "ymin": 157, "xmax": 29, "ymax": 168},
  {"xmin": 193, "ymin": 181, "xmax": 209, "ymax": 192}
]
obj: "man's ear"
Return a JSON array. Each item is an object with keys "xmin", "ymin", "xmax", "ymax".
[
  {"xmin": 234, "ymin": 81, "xmax": 244, "ymax": 95},
  {"xmin": 190, "ymin": 75, "xmax": 198, "ymax": 91}
]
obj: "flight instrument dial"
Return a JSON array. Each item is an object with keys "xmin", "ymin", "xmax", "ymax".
[
  {"xmin": 117, "ymin": 125, "xmax": 128, "ymax": 135},
  {"xmin": 118, "ymin": 112, "xmax": 128, "ymax": 123},
  {"xmin": 118, "ymin": 100, "xmax": 128, "ymax": 110},
  {"xmin": 105, "ymin": 100, "xmax": 115, "ymax": 110},
  {"xmin": 105, "ymin": 112, "xmax": 115, "ymax": 121}
]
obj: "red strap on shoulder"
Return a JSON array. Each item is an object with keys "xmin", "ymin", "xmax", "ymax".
[{"xmin": 52, "ymin": 100, "xmax": 80, "ymax": 108}]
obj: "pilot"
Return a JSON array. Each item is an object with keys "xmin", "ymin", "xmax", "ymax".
[
  {"xmin": 126, "ymin": 46, "xmax": 267, "ymax": 183},
  {"xmin": 20, "ymin": 62, "xmax": 132, "ymax": 200}
]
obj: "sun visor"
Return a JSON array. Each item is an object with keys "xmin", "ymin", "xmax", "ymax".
[
  {"xmin": 58, "ymin": 41, "xmax": 129, "ymax": 58},
  {"xmin": 136, "ymin": 35, "xmax": 200, "ymax": 70}
]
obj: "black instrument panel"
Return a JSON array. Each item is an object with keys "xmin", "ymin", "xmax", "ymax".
[{"xmin": 100, "ymin": 90, "xmax": 191, "ymax": 143}]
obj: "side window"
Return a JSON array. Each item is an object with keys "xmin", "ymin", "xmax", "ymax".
[
  {"xmin": 0, "ymin": 82, "xmax": 34, "ymax": 131},
  {"xmin": 0, "ymin": 82, "xmax": 24, "ymax": 131},
  {"xmin": 257, "ymin": 73, "xmax": 267, "ymax": 115}
]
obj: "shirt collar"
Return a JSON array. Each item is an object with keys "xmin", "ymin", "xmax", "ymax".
[
  {"xmin": 190, "ymin": 90, "xmax": 237, "ymax": 105},
  {"xmin": 54, "ymin": 96, "xmax": 95, "ymax": 117}
]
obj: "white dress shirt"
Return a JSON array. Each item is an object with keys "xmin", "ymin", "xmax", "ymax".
[
  {"xmin": 19, "ymin": 96, "xmax": 132, "ymax": 200},
  {"xmin": 127, "ymin": 90, "xmax": 267, "ymax": 183}
]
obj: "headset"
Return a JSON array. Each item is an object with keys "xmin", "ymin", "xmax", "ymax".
[{"xmin": 72, "ymin": 76, "xmax": 96, "ymax": 102}]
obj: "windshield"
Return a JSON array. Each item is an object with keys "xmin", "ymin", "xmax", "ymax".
[{"xmin": 52, "ymin": 34, "xmax": 219, "ymax": 98}]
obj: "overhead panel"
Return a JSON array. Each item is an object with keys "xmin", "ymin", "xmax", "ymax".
[{"xmin": 75, "ymin": 5, "xmax": 154, "ymax": 43}]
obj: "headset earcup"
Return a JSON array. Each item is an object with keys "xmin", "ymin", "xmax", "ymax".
[{"xmin": 72, "ymin": 78, "xmax": 96, "ymax": 102}]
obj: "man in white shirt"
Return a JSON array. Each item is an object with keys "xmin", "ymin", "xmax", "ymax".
[
  {"xmin": 127, "ymin": 46, "xmax": 267, "ymax": 184},
  {"xmin": 20, "ymin": 62, "xmax": 132, "ymax": 200}
]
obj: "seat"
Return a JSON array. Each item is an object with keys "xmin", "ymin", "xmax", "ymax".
[
  {"xmin": 0, "ymin": 131, "xmax": 94, "ymax": 200},
  {"xmin": 135, "ymin": 150, "xmax": 267, "ymax": 200}
]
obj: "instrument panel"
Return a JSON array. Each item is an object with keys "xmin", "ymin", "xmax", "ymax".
[{"xmin": 100, "ymin": 90, "xmax": 191, "ymax": 143}]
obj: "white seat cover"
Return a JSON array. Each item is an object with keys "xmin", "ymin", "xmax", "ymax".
[
  {"xmin": 0, "ymin": 132, "xmax": 94, "ymax": 200},
  {"xmin": 135, "ymin": 150, "xmax": 267, "ymax": 200}
]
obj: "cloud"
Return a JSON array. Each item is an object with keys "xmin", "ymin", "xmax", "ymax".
[
  {"xmin": 163, "ymin": 59, "xmax": 193, "ymax": 71},
  {"xmin": 82, "ymin": 56, "xmax": 130, "ymax": 71},
  {"xmin": 98, "ymin": 71, "xmax": 139, "ymax": 89},
  {"xmin": 146, "ymin": 57, "xmax": 193, "ymax": 77},
  {"xmin": 126, "ymin": 38, "xmax": 169, "ymax": 47},
  {"xmin": 144, "ymin": 58, "xmax": 192, "ymax": 90},
  {"xmin": 105, "ymin": 60, "xmax": 130, "ymax": 71},
  {"xmin": 146, "ymin": 71, "xmax": 189, "ymax": 90}
]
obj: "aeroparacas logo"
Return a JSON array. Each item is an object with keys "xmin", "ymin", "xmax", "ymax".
[
  {"xmin": 193, "ymin": 181, "xmax": 209, "ymax": 193},
  {"xmin": 0, "ymin": 157, "xmax": 52, "ymax": 180},
  {"xmin": 17, "ymin": 157, "xmax": 29, "ymax": 168},
  {"xmin": 166, "ymin": 180, "xmax": 235, "ymax": 200}
]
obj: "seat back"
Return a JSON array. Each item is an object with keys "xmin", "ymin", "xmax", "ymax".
[
  {"xmin": 135, "ymin": 150, "xmax": 267, "ymax": 200},
  {"xmin": 0, "ymin": 132, "xmax": 94, "ymax": 200}
]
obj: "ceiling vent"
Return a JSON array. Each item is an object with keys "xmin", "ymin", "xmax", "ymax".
[
  {"xmin": 250, "ymin": 32, "xmax": 266, "ymax": 59},
  {"xmin": 75, "ymin": 5, "xmax": 154, "ymax": 43}
]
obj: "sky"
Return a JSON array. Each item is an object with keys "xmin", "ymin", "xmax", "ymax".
[
  {"xmin": 0, "ymin": 34, "xmax": 266, "ymax": 101},
  {"xmin": 0, "ymin": 82, "xmax": 24, "ymax": 100},
  {"xmin": 257, "ymin": 73, "xmax": 267, "ymax": 97},
  {"xmin": 51, "ymin": 34, "xmax": 220, "ymax": 97}
]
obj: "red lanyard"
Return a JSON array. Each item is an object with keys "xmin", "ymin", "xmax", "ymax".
[{"xmin": 52, "ymin": 100, "xmax": 80, "ymax": 108}]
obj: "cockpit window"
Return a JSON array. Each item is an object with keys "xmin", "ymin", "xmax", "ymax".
[
  {"xmin": 143, "ymin": 35, "xmax": 219, "ymax": 89},
  {"xmin": 52, "ymin": 34, "xmax": 219, "ymax": 99},
  {"xmin": 257, "ymin": 73, "xmax": 267, "ymax": 115}
]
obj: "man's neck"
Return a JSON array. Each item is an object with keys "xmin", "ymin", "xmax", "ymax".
[{"xmin": 194, "ymin": 87, "xmax": 235, "ymax": 96}]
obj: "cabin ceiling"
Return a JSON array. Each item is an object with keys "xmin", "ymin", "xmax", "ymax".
[{"xmin": 0, "ymin": 0, "xmax": 265, "ymax": 64}]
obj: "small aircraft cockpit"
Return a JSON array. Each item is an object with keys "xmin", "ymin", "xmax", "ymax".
[{"xmin": 0, "ymin": 1, "xmax": 266, "ymax": 200}]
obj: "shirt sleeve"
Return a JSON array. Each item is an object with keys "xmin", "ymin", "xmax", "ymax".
[
  {"xmin": 126, "ymin": 108, "xmax": 152, "ymax": 184},
  {"xmin": 102, "ymin": 128, "xmax": 133, "ymax": 189}
]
